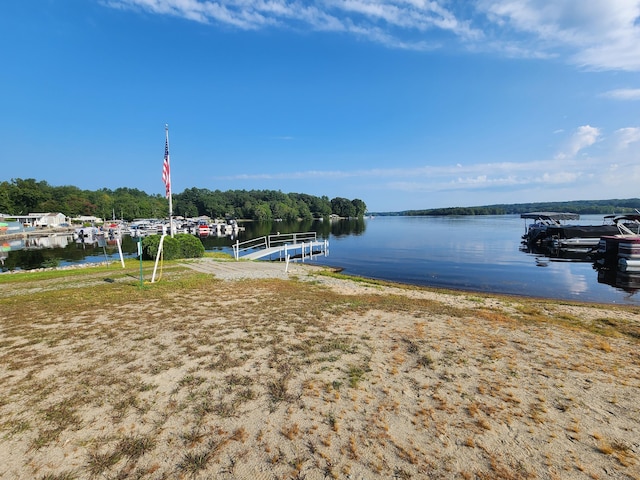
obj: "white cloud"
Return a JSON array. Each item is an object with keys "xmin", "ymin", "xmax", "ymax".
[
  {"xmin": 540, "ymin": 171, "xmax": 580, "ymax": 184},
  {"xmin": 477, "ymin": 0, "xmax": 640, "ymax": 70},
  {"xmin": 555, "ymin": 125, "xmax": 600, "ymax": 159},
  {"xmin": 102, "ymin": 0, "xmax": 640, "ymax": 71},
  {"xmin": 614, "ymin": 127, "xmax": 640, "ymax": 149},
  {"xmin": 602, "ymin": 88, "xmax": 640, "ymax": 100}
]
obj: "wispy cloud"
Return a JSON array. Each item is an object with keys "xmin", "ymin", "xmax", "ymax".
[
  {"xmin": 555, "ymin": 125, "xmax": 600, "ymax": 159},
  {"xmin": 602, "ymin": 88, "xmax": 640, "ymax": 100},
  {"xmin": 477, "ymin": 0, "xmax": 640, "ymax": 71},
  {"xmin": 614, "ymin": 127, "xmax": 640, "ymax": 149},
  {"xmin": 215, "ymin": 123, "xmax": 640, "ymax": 200},
  {"xmin": 102, "ymin": 0, "xmax": 640, "ymax": 71}
]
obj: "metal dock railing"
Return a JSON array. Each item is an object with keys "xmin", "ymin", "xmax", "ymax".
[{"xmin": 232, "ymin": 232, "xmax": 329, "ymax": 262}]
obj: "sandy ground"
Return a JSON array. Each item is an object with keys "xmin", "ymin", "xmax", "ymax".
[{"xmin": 0, "ymin": 258, "xmax": 639, "ymax": 479}]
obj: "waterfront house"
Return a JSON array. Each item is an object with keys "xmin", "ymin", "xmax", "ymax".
[{"xmin": 34, "ymin": 212, "xmax": 68, "ymax": 227}]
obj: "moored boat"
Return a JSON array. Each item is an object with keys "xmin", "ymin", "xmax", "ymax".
[
  {"xmin": 521, "ymin": 212, "xmax": 580, "ymax": 245},
  {"xmin": 197, "ymin": 223, "xmax": 210, "ymax": 236},
  {"xmin": 522, "ymin": 212, "xmax": 629, "ymax": 248},
  {"xmin": 594, "ymin": 215, "xmax": 640, "ymax": 269}
]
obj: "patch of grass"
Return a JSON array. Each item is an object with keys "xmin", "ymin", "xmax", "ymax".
[
  {"xmin": 39, "ymin": 472, "xmax": 77, "ymax": 480},
  {"xmin": 115, "ymin": 434, "xmax": 156, "ymax": 460},
  {"xmin": 326, "ymin": 411, "xmax": 338, "ymax": 431},
  {"xmin": 266, "ymin": 374, "xmax": 292, "ymax": 410},
  {"xmin": 598, "ymin": 438, "xmax": 636, "ymax": 466},
  {"xmin": 213, "ymin": 400, "xmax": 237, "ymax": 418},
  {"xmin": 203, "ymin": 251, "xmax": 234, "ymax": 260},
  {"xmin": 31, "ymin": 399, "xmax": 82, "ymax": 449},
  {"xmin": 177, "ymin": 450, "xmax": 210, "ymax": 477},
  {"xmin": 86, "ymin": 450, "xmax": 121, "ymax": 477},
  {"xmin": 320, "ymin": 338, "xmax": 357, "ymax": 354},
  {"xmin": 417, "ymin": 353, "xmax": 434, "ymax": 368},
  {"xmin": 347, "ymin": 364, "xmax": 368, "ymax": 388},
  {"xmin": 2, "ymin": 419, "xmax": 31, "ymax": 437}
]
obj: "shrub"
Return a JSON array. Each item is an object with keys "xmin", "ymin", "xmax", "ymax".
[
  {"xmin": 141, "ymin": 235, "xmax": 160, "ymax": 260},
  {"xmin": 142, "ymin": 235, "xmax": 180, "ymax": 260},
  {"xmin": 41, "ymin": 258, "xmax": 60, "ymax": 268},
  {"xmin": 141, "ymin": 234, "xmax": 204, "ymax": 260},
  {"xmin": 175, "ymin": 233, "xmax": 205, "ymax": 258}
]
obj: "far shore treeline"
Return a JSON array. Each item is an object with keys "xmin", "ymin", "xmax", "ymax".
[
  {"xmin": 0, "ymin": 178, "xmax": 366, "ymax": 221},
  {"xmin": 372, "ymin": 199, "xmax": 640, "ymax": 216}
]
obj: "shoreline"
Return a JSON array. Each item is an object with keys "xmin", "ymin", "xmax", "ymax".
[{"xmin": 1, "ymin": 257, "xmax": 639, "ymax": 309}]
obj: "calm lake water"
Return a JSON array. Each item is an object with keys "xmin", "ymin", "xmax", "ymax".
[
  {"xmin": 3, "ymin": 215, "xmax": 639, "ymax": 305},
  {"xmin": 303, "ymin": 215, "xmax": 638, "ymax": 305}
]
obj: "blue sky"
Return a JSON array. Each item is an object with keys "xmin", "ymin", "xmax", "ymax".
[{"xmin": 1, "ymin": 0, "xmax": 639, "ymax": 212}]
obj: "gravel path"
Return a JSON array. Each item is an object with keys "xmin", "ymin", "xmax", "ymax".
[{"xmin": 179, "ymin": 258, "xmax": 323, "ymax": 281}]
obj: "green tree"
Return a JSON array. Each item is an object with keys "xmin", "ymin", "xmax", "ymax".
[
  {"xmin": 11, "ymin": 178, "xmax": 52, "ymax": 213},
  {"xmin": 351, "ymin": 199, "xmax": 367, "ymax": 217},
  {"xmin": 0, "ymin": 181, "xmax": 13, "ymax": 212},
  {"xmin": 252, "ymin": 203, "xmax": 273, "ymax": 222},
  {"xmin": 331, "ymin": 197, "xmax": 356, "ymax": 217}
]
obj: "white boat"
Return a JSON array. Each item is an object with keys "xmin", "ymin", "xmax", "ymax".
[
  {"xmin": 73, "ymin": 226, "xmax": 100, "ymax": 242},
  {"xmin": 128, "ymin": 221, "xmax": 157, "ymax": 237},
  {"xmin": 595, "ymin": 215, "xmax": 640, "ymax": 267}
]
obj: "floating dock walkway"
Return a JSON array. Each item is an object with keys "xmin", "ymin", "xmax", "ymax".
[{"xmin": 232, "ymin": 232, "xmax": 328, "ymax": 262}]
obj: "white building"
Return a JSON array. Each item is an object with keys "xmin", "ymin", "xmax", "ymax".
[
  {"xmin": 3, "ymin": 213, "xmax": 69, "ymax": 227},
  {"xmin": 34, "ymin": 212, "xmax": 67, "ymax": 227}
]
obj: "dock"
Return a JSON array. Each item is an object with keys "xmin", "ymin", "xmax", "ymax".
[{"xmin": 232, "ymin": 232, "xmax": 329, "ymax": 262}]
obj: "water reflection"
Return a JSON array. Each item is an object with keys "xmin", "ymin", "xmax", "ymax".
[
  {"xmin": 520, "ymin": 243, "xmax": 596, "ymax": 263},
  {"xmin": 596, "ymin": 269, "xmax": 640, "ymax": 295},
  {"xmin": 1, "ymin": 219, "xmax": 367, "ymax": 272},
  {"xmin": 233, "ymin": 217, "xmax": 366, "ymax": 239},
  {"xmin": 520, "ymin": 237, "xmax": 640, "ymax": 297},
  {"xmin": 1, "ymin": 233, "xmax": 139, "ymax": 271}
]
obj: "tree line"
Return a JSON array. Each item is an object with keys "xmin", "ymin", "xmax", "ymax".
[
  {"xmin": 0, "ymin": 178, "xmax": 366, "ymax": 221},
  {"xmin": 379, "ymin": 199, "xmax": 640, "ymax": 216}
]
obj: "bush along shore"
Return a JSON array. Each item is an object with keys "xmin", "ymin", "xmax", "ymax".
[{"xmin": 0, "ymin": 259, "xmax": 638, "ymax": 479}]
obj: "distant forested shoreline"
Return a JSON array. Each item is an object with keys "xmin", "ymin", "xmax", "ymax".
[
  {"xmin": 372, "ymin": 199, "xmax": 640, "ymax": 216},
  {"xmin": 0, "ymin": 178, "xmax": 366, "ymax": 221},
  {"xmin": 2, "ymin": 178, "xmax": 638, "ymax": 221}
]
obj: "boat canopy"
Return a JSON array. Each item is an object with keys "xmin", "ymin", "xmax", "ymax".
[
  {"xmin": 520, "ymin": 212, "xmax": 580, "ymax": 221},
  {"xmin": 612, "ymin": 214, "xmax": 640, "ymax": 223}
]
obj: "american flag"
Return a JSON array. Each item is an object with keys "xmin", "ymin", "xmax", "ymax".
[{"xmin": 162, "ymin": 137, "xmax": 171, "ymax": 199}]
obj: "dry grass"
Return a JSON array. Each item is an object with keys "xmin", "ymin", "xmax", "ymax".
[{"xmin": 0, "ymin": 261, "xmax": 639, "ymax": 479}]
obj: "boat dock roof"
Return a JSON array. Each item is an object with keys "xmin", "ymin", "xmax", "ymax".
[{"xmin": 520, "ymin": 212, "xmax": 580, "ymax": 221}]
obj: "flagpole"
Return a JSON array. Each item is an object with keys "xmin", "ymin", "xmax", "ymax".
[{"xmin": 165, "ymin": 124, "xmax": 174, "ymax": 237}]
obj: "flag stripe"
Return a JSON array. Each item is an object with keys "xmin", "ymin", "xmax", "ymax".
[{"xmin": 162, "ymin": 138, "xmax": 171, "ymax": 198}]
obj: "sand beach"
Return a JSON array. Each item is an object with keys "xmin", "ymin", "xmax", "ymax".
[{"xmin": 0, "ymin": 258, "xmax": 638, "ymax": 479}]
